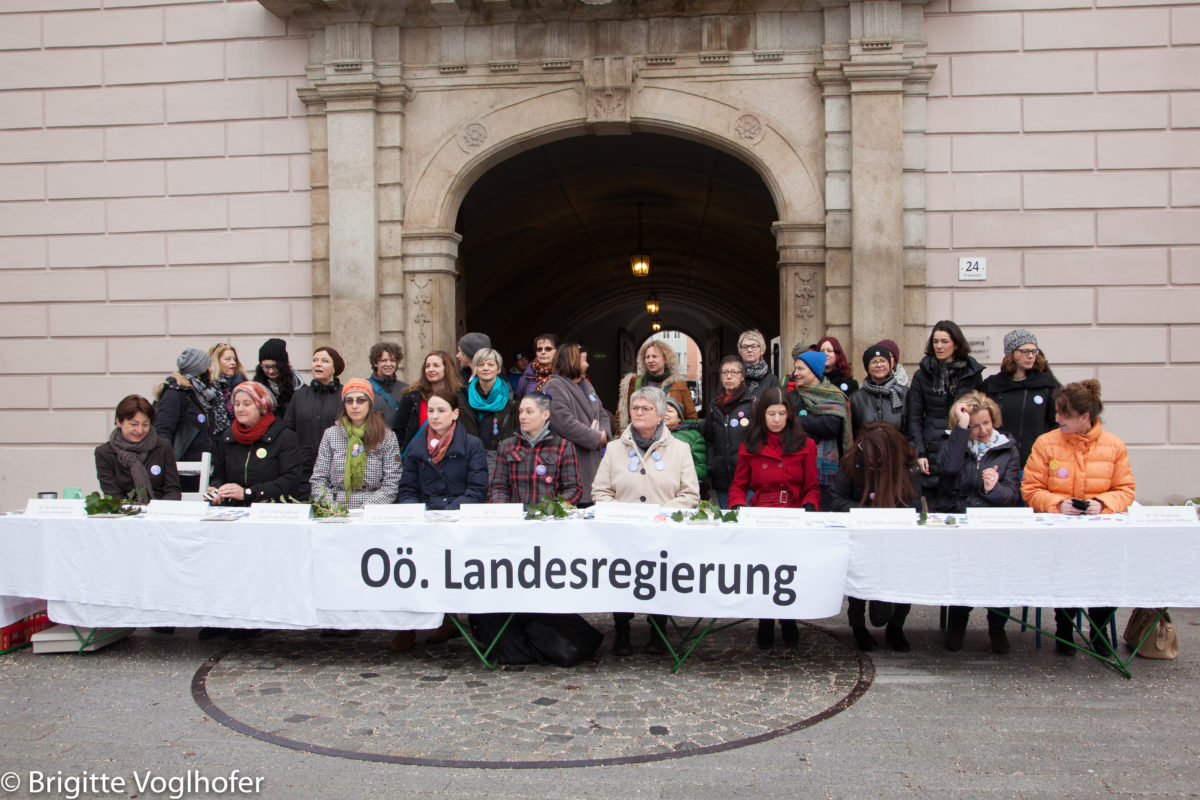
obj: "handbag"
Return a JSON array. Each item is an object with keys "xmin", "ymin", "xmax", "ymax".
[{"xmin": 1122, "ymin": 608, "xmax": 1179, "ymax": 660}]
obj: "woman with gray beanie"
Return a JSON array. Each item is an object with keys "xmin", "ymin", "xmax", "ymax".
[
  {"xmin": 981, "ymin": 329, "xmax": 1059, "ymax": 466},
  {"xmin": 153, "ymin": 347, "xmax": 220, "ymax": 492}
]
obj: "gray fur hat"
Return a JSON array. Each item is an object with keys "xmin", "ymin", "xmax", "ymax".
[{"xmin": 1003, "ymin": 329, "xmax": 1038, "ymax": 357}]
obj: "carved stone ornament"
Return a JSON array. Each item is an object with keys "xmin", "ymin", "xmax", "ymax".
[
  {"xmin": 411, "ymin": 278, "xmax": 433, "ymax": 352},
  {"xmin": 458, "ymin": 122, "xmax": 488, "ymax": 154},
  {"xmin": 732, "ymin": 113, "xmax": 764, "ymax": 146},
  {"xmin": 793, "ymin": 270, "xmax": 817, "ymax": 336},
  {"xmin": 585, "ymin": 57, "xmax": 633, "ymax": 126}
]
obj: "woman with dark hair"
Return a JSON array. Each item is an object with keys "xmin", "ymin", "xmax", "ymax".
[
  {"xmin": 153, "ymin": 347, "xmax": 219, "ymax": 491},
  {"xmin": 981, "ymin": 329, "xmax": 1059, "ymax": 467},
  {"xmin": 367, "ymin": 342, "xmax": 409, "ymax": 431},
  {"xmin": 206, "ymin": 343, "xmax": 247, "ymax": 438},
  {"xmin": 283, "ymin": 346, "xmax": 346, "ymax": 485},
  {"xmin": 95, "ymin": 394, "xmax": 180, "ymax": 501},
  {"xmin": 735, "ymin": 328, "xmax": 779, "ymax": 402},
  {"xmin": 545, "ymin": 343, "xmax": 611, "ymax": 505},
  {"xmin": 851, "ymin": 344, "xmax": 907, "ymax": 438},
  {"xmin": 789, "ymin": 350, "xmax": 853, "ymax": 509},
  {"xmin": 827, "ymin": 421, "xmax": 919, "ymax": 652},
  {"xmin": 458, "ymin": 347, "xmax": 518, "ymax": 479},
  {"xmin": 1022, "ymin": 379, "xmax": 1135, "ymax": 654},
  {"xmin": 818, "ymin": 336, "xmax": 858, "ymax": 398},
  {"xmin": 310, "ymin": 379, "xmax": 402, "ymax": 508},
  {"xmin": 396, "ymin": 388, "xmax": 488, "ymax": 510},
  {"xmin": 726, "ymin": 385, "xmax": 819, "ymax": 649},
  {"xmin": 253, "ymin": 338, "xmax": 303, "ymax": 419},
  {"xmin": 905, "ymin": 320, "xmax": 985, "ymax": 492},
  {"xmin": 704, "ymin": 355, "xmax": 756, "ymax": 508},
  {"xmin": 394, "ymin": 350, "xmax": 463, "ymax": 451},
  {"xmin": 516, "ymin": 333, "xmax": 559, "ymax": 397}
]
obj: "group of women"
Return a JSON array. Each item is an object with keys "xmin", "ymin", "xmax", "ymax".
[{"xmin": 94, "ymin": 321, "xmax": 1136, "ymax": 659}]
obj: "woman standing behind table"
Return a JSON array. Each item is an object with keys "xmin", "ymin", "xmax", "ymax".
[
  {"xmin": 827, "ymin": 421, "xmax": 920, "ymax": 652},
  {"xmin": 736, "ymin": 328, "xmax": 779, "ymax": 402},
  {"xmin": 154, "ymin": 347, "xmax": 220, "ymax": 492},
  {"xmin": 284, "ymin": 346, "xmax": 346, "ymax": 487},
  {"xmin": 1022, "ymin": 380, "xmax": 1135, "ymax": 655},
  {"xmin": 394, "ymin": 351, "xmax": 462, "ymax": 452},
  {"xmin": 207, "ymin": 382, "xmax": 305, "ymax": 506},
  {"xmin": 95, "ymin": 394, "xmax": 180, "ymax": 501},
  {"xmin": 818, "ymin": 336, "xmax": 859, "ymax": 399},
  {"xmin": 206, "ymin": 343, "xmax": 247, "ymax": 439},
  {"xmin": 366, "ymin": 342, "xmax": 409, "ymax": 432},
  {"xmin": 981, "ymin": 329, "xmax": 1059, "ymax": 467},
  {"xmin": 310, "ymin": 379, "xmax": 402, "ymax": 509},
  {"xmin": 851, "ymin": 344, "xmax": 907, "ymax": 438},
  {"xmin": 704, "ymin": 356, "xmax": 756, "ymax": 509},
  {"xmin": 458, "ymin": 347, "xmax": 518, "ymax": 479},
  {"xmin": 252, "ymin": 338, "xmax": 303, "ymax": 419},
  {"xmin": 933, "ymin": 391, "xmax": 1021, "ymax": 654},
  {"xmin": 545, "ymin": 343, "xmax": 612, "ymax": 506},
  {"xmin": 905, "ymin": 321, "xmax": 985, "ymax": 494},
  {"xmin": 789, "ymin": 350, "xmax": 853, "ymax": 510},
  {"xmin": 617, "ymin": 339, "xmax": 698, "ymax": 431},
  {"xmin": 727, "ymin": 386, "xmax": 819, "ymax": 649},
  {"xmin": 515, "ymin": 333, "xmax": 558, "ymax": 398}
]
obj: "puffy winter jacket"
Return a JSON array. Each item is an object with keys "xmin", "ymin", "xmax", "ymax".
[
  {"xmin": 850, "ymin": 378, "xmax": 907, "ymax": 439},
  {"xmin": 396, "ymin": 425, "xmax": 489, "ymax": 510},
  {"xmin": 981, "ymin": 370, "xmax": 1059, "ymax": 466},
  {"xmin": 1021, "ymin": 423, "xmax": 1135, "ymax": 513},
  {"xmin": 209, "ymin": 417, "xmax": 306, "ymax": 505},
  {"xmin": 669, "ymin": 421, "xmax": 708, "ymax": 482},
  {"xmin": 153, "ymin": 374, "xmax": 216, "ymax": 463},
  {"xmin": 703, "ymin": 392, "xmax": 755, "ymax": 491},
  {"xmin": 931, "ymin": 425, "xmax": 1021, "ymax": 513}
]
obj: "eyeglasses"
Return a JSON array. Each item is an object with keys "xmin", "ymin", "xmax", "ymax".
[
  {"xmin": 719, "ymin": 370, "xmax": 743, "ymax": 377},
  {"xmin": 344, "ymin": 396, "xmax": 370, "ymax": 406},
  {"xmin": 738, "ymin": 343, "xmax": 761, "ymax": 351},
  {"xmin": 630, "ymin": 405, "xmax": 657, "ymax": 415},
  {"xmin": 1014, "ymin": 347, "xmax": 1040, "ymax": 356},
  {"xmin": 536, "ymin": 346, "xmax": 555, "ymax": 353}
]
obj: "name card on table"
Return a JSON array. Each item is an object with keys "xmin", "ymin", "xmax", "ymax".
[
  {"xmin": 362, "ymin": 504, "xmax": 426, "ymax": 524},
  {"xmin": 592, "ymin": 502, "xmax": 663, "ymax": 523},
  {"xmin": 849, "ymin": 508, "xmax": 918, "ymax": 528},
  {"xmin": 248, "ymin": 502, "xmax": 312, "ymax": 522},
  {"xmin": 459, "ymin": 503, "xmax": 524, "ymax": 522},
  {"xmin": 1127, "ymin": 505, "xmax": 1198, "ymax": 525},
  {"xmin": 967, "ymin": 506, "xmax": 1036, "ymax": 528},
  {"xmin": 146, "ymin": 500, "xmax": 210, "ymax": 519},
  {"xmin": 739, "ymin": 507, "xmax": 805, "ymax": 529},
  {"xmin": 24, "ymin": 499, "xmax": 86, "ymax": 518}
]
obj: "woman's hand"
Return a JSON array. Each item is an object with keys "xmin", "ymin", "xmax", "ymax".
[
  {"xmin": 917, "ymin": 457, "xmax": 930, "ymax": 475},
  {"xmin": 980, "ymin": 465, "xmax": 999, "ymax": 493},
  {"xmin": 215, "ymin": 483, "xmax": 245, "ymax": 502},
  {"xmin": 1085, "ymin": 500, "xmax": 1102, "ymax": 515},
  {"xmin": 955, "ymin": 403, "xmax": 971, "ymax": 428},
  {"xmin": 1060, "ymin": 499, "xmax": 1081, "ymax": 515},
  {"xmin": 598, "ymin": 431, "xmax": 608, "ymax": 446}
]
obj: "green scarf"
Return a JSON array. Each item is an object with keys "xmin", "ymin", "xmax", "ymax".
[
  {"xmin": 343, "ymin": 419, "xmax": 367, "ymax": 497},
  {"xmin": 794, "ymin": 378, "xmax": 853, "ymax": 480}
]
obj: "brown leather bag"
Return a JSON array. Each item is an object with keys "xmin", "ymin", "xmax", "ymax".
[{"xmin": 1123, "ymin": 608, "xmax": 1179, "ymax": 660}]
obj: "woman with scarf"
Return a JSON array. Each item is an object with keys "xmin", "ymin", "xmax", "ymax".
[
  {"xmin": 515, "ymin": 333, "xmax": 558, "ymax": 397},
  {"xmin": 283, "ymin": 346, "xmax": 346, "ymax": 487},
  {"xmin": 726, "ymin": 386, "xmax": 819, "ymax": 649},
  {"xmin": 817, "ymin": 336, "xmax": 859, "ymax": 398},
  {"xmin": 546, "ymin": 343, "xmax": 612, "ymax": 506},
  {"xmin": 252, "ymin": 338, "xmax": 303, "ymax": 419},
  {"xmin": 736, "ymin": 328, "xmax": 779, "ymax": 402},
  {"xmin": 310, "ymin": 379, "xmax": 402, "ymax": 508},
  {"xmin": 789, "ymin": 350, "xmax": 853, "ymax": 510},
  {"xmin": 617, "ymin": 339, "xmax": 697, "ymax": 431},
  {"xmin": 206, "ymin": 343, "xmax": 247, "ymax": 438},
  {"xmin": 366, "ymin": 342, "xmax": 408, "ymax": 431},
  {"xmin": 95, "ymin": 394, "xmax": 180, "ymax": 501},
  {"xmin": 851, "ymin": 344, "xmax": 907, "ymax": 438},
  {"xmin": 827, "ymin": 421, "xmax": 920, "ymax": 652},
  {"xmin": 905, "ymin": 320, "xmax": 985, "ymax": 495},
  {"xmin": 395, "ymin": 350, "xmax": 463, "ymax": 452},
  {"xmin": 458, "ymin": 347, "xmax": 518, "ymax": 479},
  {"xmin": 981, "ymin": 329, "xmax": 1059, "ymax": 467},
  {"xmin": 704, "ymin": 356, "xmax": 756, "ymax": 508},
  {"xmin": 933, "ymin": 392, "xmax": 1021, "ymax": 654},
  {"xmin": 153, "ymin": 347, "xmax": 220, "ymax": 492},
  {"xmin": 488, "ymin": 391, "xmax": 582, "ymax": 506},
  {"xmin": 207, "ymin": 381, "xmax": 304, "ymax": 506},
  {"xmin": 593, "ymin": 386, "xmax": 700, "ymax": 655}
]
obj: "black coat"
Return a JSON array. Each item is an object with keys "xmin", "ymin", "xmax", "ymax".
[
  {"xmin": 209, "ymin": 417, "xmax": 306, "ymax": 505},
  {"xmin": 703, "ymin": 392, "xmax": 756, "ymax": 491},
  {"xmin": 903, "ymin": 355, "xmax": 985, "ymax": 462},
  {"xmin": 850, "ymin": 379, "xmax": 907, "ymax": 438},
  {"xmin": 981, "ymin": 370, "xmax": 1059, "ymax": 466},
  {"xmin": 153, "ymin": 375, "xmax": 215, "ymax": 462},
  {"xmin": 931, "ymin": 425, "xmax": 1021, "ymax": 513},
  {"xmin": 457, "ymin": 384, "xmax": 518, "ymax": 452},
  {"xmin": 283, "ymin": 378, "xmax": 343, "ymax": 482},
  {"xmin": 826, "ymin": 367, "xmax": 859, "ymax": 400},
  {"xmin": 94, "ymin": 437, "xmax": 181, "ymax": 501},
  {"xmin": 396, "ymin": 425, "xmax": 489, "ymax": 510},
  {"xmin": 394, "ymin": 389, "xmax": 426, "ymax": 452}
]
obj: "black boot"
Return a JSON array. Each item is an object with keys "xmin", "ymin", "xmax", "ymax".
[
  {"xmin": 944, "ymin": 606, "xmax": 969, "ymax": 652},
  {"xmin": 757, "ymin": 619, "xmax": 775, "ymax": 650},
  {"xmin": 886, "ymin": 603, "xmax": 912, "ymax": 652},
  {"xmin": 847, "ymin": 597, "xmax": 876, "ymax": 651},
  {"xmin": 780, "ymin": 619, "xmax": 799, "ymax": 647},
  {"xmin": 611, "ymin": 614, "xmax": 632, "ymax": 657},
  {"xmin": 645, "ymin": 615, "xmax": 669, "ymax": 654},
  {"xmin": 851, "ymin": 626, "xmax": 877, "ymax": 652},
  {"xmin": 986, "ymin": 608, "xmax": 1010, "ymax": 655},
  {"xmin": 1054, "ymin": 608, "xmax": 1076, "ymax": 656}
]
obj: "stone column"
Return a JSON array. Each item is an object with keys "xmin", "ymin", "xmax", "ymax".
[
  {"xmin": 774, "ymin": 222, "xmax": 827, "ymax": 358},
  {"xmin": 401, "ymin": 232, "xmax": 461, "ymax": 360}
]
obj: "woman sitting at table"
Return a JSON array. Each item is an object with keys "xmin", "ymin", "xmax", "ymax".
[
  {"xmin": 933, "ymin": 391, "xmax": 1021, "ymax": 654},
  {"xmin": 1022, "ymin": 379, "xmax": 1135, "ymax": 654},
  {"xmin": 94, "ymin": 394, "xmax": 181, "ymax": 502},
  {"xmin": 489, "ymin": 391, "xmax": 582, "ymax": 506},
  {"xmin": 310, "ymin": 379, "xmax": 402, "ymax": 509},
  {"xmin": 827, "ymin": 421, "xmax": 919, "ymax": 652},
  {"xmin": 593, "ymin": 386, "xmax": 700, "ymax": 656},
  {"xmin": 727, "ymin": 386, "xmax": 819, "ymax": 649},
  {"xmin": 208, "ymin": 382, "xmax": 305, "ymax": 506}
]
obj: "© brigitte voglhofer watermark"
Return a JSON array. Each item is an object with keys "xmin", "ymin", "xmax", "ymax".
[{"xmin": 1, "ymin": 769, "xmax": 263, "ymax": 799}]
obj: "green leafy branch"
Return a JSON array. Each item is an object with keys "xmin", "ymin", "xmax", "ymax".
[
  {"xmin": 84, "ymin": 490, "xmax": 144, "ymax": 516},
  {"xmin": 524, "ymin": 494, "xmax": 577, "ymax": 520},
  {"xmin": 671, "ymin": 500, "xmax": 738, "ymax": 524}
]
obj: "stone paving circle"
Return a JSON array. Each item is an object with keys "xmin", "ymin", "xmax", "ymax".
[{"xmin": 193, "ymin": 617, "xmax": 873, "ymax": 768}]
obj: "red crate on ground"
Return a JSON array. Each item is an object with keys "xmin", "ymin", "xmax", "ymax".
[{"xmin": 0, "ymin": 610, "xmax": 52, "ymax": 654}]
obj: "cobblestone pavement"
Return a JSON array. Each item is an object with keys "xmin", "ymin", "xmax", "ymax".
[{"xmin": 1, "ymin": 605, "xmax": 1198, "ymax": 800}]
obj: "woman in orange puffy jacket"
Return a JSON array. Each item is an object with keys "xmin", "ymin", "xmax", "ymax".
[{"xmin": 1021, "ymin": 379, "xmax": 1135, "ymax": 654}]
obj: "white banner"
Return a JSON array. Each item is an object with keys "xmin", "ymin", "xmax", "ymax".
[{"xmin": 312, "ymin": 520, "xmax": 851, "ymax": 619}]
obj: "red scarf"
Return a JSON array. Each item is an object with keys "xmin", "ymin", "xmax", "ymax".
[
  {"xmin": 232, "ymin": 412, "xmax": 275, "ymax": 445},
  {"xmin": 427, "ymin": 421, "xmax": 456, "ymax": 465},
  {"xmin": 717, "ymin": 383, "xmax": 747, "ymax": 414}
]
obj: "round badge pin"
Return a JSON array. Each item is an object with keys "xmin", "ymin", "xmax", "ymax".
[
  {"xmin": 729, "ymin": 419, "xmax": 739, "ymax": 428},
  {"xmin": 256, "ymin": 447, "xmax": 268, "ymax": 459},
  {"xmin": 628, "ymin": 448, "xmax": 637, "ymax": 458},
  {"xmin": 651, "ymin": 451, "xmax": 662, "ymax": 462},
  {"xmin": 149, "ymin": 465, "xmax": 162, "ymax": 476},
  {"xmin": 589, "ymin": 393, "xmax": 597, "ymax": 402},
  {"xmin": 737, "ymin": 412, "xmax": 745, "ymax": 418},
  {"xmin": 535, "ymin": 464, "xmax": 547, "ymax": 476},
  {"xmin": 1057, "ymin": 468, "xmax": 1069, "ymax": 478},
  {"xmin": 1034, "ymin": 395, "xmax": 1044, "ymax": 405},
  {"xmin": 197, "ymin": 413, "xmax": 206, "ymax": 423},
  {"xmin": 545, "ymin": 476, "xmax": 553, "ymax": 484},
  {"xmin": 628, "ymin": 462, "xmax": 639, "ymax": 473},
  {"xmin": 841, "ymin": 383, "xmax": 849, "ymax": 391},
  {"xmin": 654, "ymin": 461, "xmax": 666, "ymax": 471},
  {"xmin": 740, "ymin": 418, "xmax": 749, "ymax": 427}
]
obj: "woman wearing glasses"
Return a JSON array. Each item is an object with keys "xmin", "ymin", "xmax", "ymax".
[
  {"xmin": 515, "ymin": 333, "xmax": 559, "ymax": 397},
  {"xmin": 704, "ymin": 356, "xmax": 756, "ymax": 508},
  {"xmin": 252, "ymin": 338, "xmax": 303, "ymax": 419},
  {"xmin": 309, "ymin": 379, "xmax": 402, "ymax": 508},
  {"xmin": 981, "ymin": 330, "xmax": 1059, "ymax": 467},
  {"xmin": 736, "ymin": 329, "xmax": 778, "ymax": 401}
]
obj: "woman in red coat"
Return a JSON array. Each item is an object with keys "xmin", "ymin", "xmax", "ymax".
[{"xmin": 727, "ymin": 386, "xmax": 819, "ymax": 648}]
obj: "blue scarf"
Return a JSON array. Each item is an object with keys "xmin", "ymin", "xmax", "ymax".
[
  {"xmin": 468, "ymin": 377, "xmax": 510, "ymax": 415},
  {"xmin": 967, "ymin": 430, "xmax": 1006, "ymax": 461}
]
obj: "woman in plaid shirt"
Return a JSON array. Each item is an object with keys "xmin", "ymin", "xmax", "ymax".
[
  {"xmin": 489, "ymin": 392, "xmax": 582, "ymax": 505},
  {"xmin": 310, "ymin": 379, "xmax": 402, "ymax": 508}
]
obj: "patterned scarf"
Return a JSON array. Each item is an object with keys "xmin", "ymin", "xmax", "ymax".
[
  {"xmin": 793, "ymin": 379, "xmax": 853, "ymax": 481},
  {"xmin": 343, "ymin": 418, "xmax": 367, "ymax": 496},
  {"xmin": 930, "ymin": 358, "xmax": 967, "ymax": 398},
  {"xmin": 861, "ymin": 374, "xmax": 905, "ymax": 411},
  {"xmin": 967, "ymin": 430, "xmax": 1007, "ymax": 462},
  {"xmin": 531, "ymin": 361, "xmax": 553, "ymax": 392},
  {"xmin": 743, "ymin": 360, "xmax": 769, "ymax": 383},
  {"xmin": 107, "ymin": 427, "xmax": 159, "ymax": 497},
  {"xmin": 232, "ymin": 412, "xmax": 275, "ymax": 445},
  {"xmin": 716, "ymin": 383, "xmax": 747, "ymax": 415},
  {"xmin": 427, "ymin": 421, "xmax": 456, "ymax": 466}
]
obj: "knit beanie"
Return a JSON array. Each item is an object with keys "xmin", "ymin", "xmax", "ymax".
[
  {"xmin": 664, "ymin": 396, "xmax": 685, "ymax": 419},
  {"xmin": 862, "ymin": 345, "xmax": 891, "ymax": 372},
  {"xmin": 341, "ymin": 378, "xmax": 375, "ymax": 403},
  {"xmin": 232, "ymin": 381, "xmax": 275, "ymax": 414},
  {"xmin": 1003, "ymin": 329, "xmax": 1038, "ymax": 357},
  {"xmin": 458, "ymin": 332, "xmax": 491, "ymax": 361},
  {"xmin": 877, "ymin": 339, "xmax": 900, "ymax": 365},
  {"xmin": 315, "ymin": 346, "xmax": 345, "ymax": 376},
  {"xmin": 790, "ymin": 341, "xmax": 815, "ymax": 360},
  {"xmin": 176, "ymin": 348, "xmax": 211, "ymax": 379},
  {"xmin": 258, "ymin": 337, "xmax": 289, "ymax": 365},
  {"xmin": 796, "ymin": 351, "xmax": 826, "ymax": 382}
]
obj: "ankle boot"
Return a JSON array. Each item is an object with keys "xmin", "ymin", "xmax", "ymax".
[
  {"xmin": 389, "ymin": 630, "xmax": 415, "ymax": 652},
  {"xmin": 611, "ymin": 615, "xmax": 632, "ymax": 656},
  {"xmin": 988, "ymin": 626, "xmax": 1010, "ymax": 655},
  {"xmin": 851, "ymin": 626, "xmax": 877, "ymax": 652},
  {"xmin": 1054, "ymin": 608, "xmax": 1076, "ymax": 656},
  {"xmin": 885, "ymin": 623, "xmax": 911, "ymax": 652},
  {"xmin": 757, "ymin": 619, "xmax": 775, "ymax": 650},
  {"xmin": 780, "ymin": 619, "xmax": 800, "ymax": 646},
  {"xmin": 944, "ymin": 620, "xmax": 967, "ymax": 652},
  {"xmin": 425, "ymin": 614, "xmax": 461, "ymax": 643}
]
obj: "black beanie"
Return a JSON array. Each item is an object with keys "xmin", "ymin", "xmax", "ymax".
[
  {"xmin": 862, "ymin": 345, "xmax": 891, "ymax": 372},
  {"xmin": 259, "ymin": 337, "xmax": 289, "ymax": 365}
]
